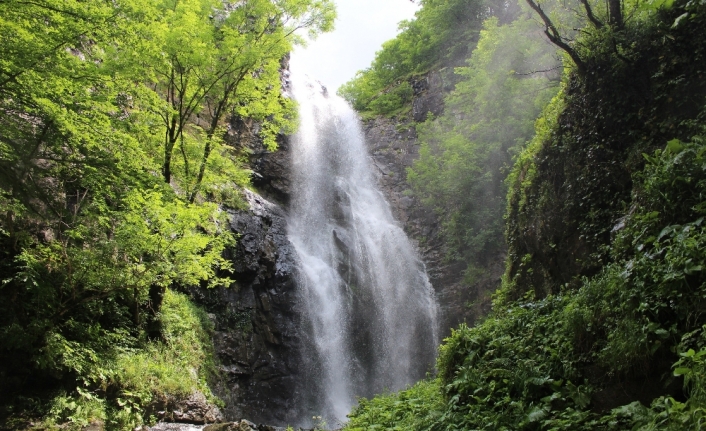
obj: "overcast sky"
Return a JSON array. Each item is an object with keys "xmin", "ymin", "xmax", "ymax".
[{"xmin": 291, "ymin": 0, "xmax": 420, "ymax": 93}]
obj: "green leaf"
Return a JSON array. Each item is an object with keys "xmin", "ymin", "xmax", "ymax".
[
  {"xmin": 672, "ymin": 12, "xmax": 689, "ymax": 28},
  {"xmin": 527, "ymin": 406, "xmax": 548, "ymax": 422},
  {"xmin": 666, "ymin": 139, "xmax": 684, "ymax": 154}
]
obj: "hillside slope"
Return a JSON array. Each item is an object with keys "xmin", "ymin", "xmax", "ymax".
[{"xmin": 344, "ymin": 0, "xmax": 706, "ymax": 429}]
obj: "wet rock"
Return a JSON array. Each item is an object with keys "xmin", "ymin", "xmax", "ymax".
[
  {"xmin": 188, "ymin": 190, "xmax": 302, "ymax": 426},
  {"xmin": 203, "ymin": 419, "xmax": 258, "ymax": 431},
  {"xmin": 148, "ymin": 392, "xmax": 223, "ymax": 425},
  {"xmin": 201, "ymin": 422, "xmax": 310, "ymax": 431},
  {"xmin": 225, "ymin": 117, "xmax": 291, "ymax": 205},
  {"xmin": 149, "ymin": 423, "xmax": 204, "ymax": 431},
  {"xmin": 81, "ymin": 420, "xmax": 104, "ymax": 431},
  {"xmin": 171, "ymin": 393, "xmax": 223, "ymax": 424}
]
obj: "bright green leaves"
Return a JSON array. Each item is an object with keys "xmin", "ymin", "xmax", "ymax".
[
  {"xmin": 408, "ymin": 15, "xmax": 560, "ymax": 279},
  {"xmin": 109, "ymin": 189, "xmax": 233, "ymax": 290},
  {"xmin": 345, "ymin": 380, "xmax": 445, "ymax": 431},
  {"xmin": 129, "ymin": 0, "xmax": 333, "ymax": 198},
  {"xmin": 0, "ymin": 0, "xmax": 334, "ymax": 421},
  {"xmin": 431, "ymin": 298, "xmax": 595, "ymax": 430}
]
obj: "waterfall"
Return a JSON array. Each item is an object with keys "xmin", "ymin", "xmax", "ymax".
[{"xmin": 287, "ymin": 67, "xmax": 440, "ymax": 426}]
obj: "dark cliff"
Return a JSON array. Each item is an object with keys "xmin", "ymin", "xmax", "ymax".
[{"xmin": 189, "ymin": 101, "xmax": 303, "ymax": 425}]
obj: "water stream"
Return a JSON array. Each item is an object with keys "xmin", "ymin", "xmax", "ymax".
[{"xmin": 287, "ymin": 67, "xmax": 440, "ymax": 426}]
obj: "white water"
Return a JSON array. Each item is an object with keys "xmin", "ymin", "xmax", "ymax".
[{"xmin": 287, "ymin": 67, "xmax": 439, "ymax": 426}]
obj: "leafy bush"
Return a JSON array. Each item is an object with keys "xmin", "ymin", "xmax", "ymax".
[
  {"xmin": 343, "ymin": 2, "xmax": 706, "ymax": 429},
  {"xmin": 345, "ymin": 380, "xmax": 444, "ymax": 431},
  {"xmin": 35, "ymin": 290, "xmax": 218, "ymax": 430}
]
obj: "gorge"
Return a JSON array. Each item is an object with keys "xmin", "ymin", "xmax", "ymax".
[
  {"xmin": 288, "ymin": 68, "xmax": 439, "ymax": 426},
  {"xmin": 2, "ymin": 0, "xmax": 706, "ymax": 429},
  {"xmin": 186, "ymin": 61, "xmax": 449, "ymax": 428}
]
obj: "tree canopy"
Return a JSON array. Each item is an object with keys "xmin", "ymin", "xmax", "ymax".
[{"xmin": 0, "ymin": 0, "xmax": 334, "ymax": 427}]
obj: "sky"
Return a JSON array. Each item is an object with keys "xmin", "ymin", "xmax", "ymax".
[{"xmin": 291, "ymin": 0, "xmax": 420, "ymax": 93}]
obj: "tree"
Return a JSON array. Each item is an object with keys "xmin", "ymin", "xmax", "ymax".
[
  {"xmin": 125, "ymin": 0, "xmax": 334, "ymax": 199},
  {"xmin": 523, "ymin": 0, "xmax": 632, "ymax": 75},
  {"xmin": 0, "ymin": 0, "xmax": 335, "ymax": 404}
]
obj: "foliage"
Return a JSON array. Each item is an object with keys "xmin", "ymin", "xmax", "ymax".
[
  {"xmin": 408, "ymin": 15, "xmax": 560, "ymax": 277},
  {"xmin": 36, "ymin": 290, "xmax": 217, "ymax": 430},
  {"xmin": 0, "ymin": 0, "xmax": 334, "ymax": 425},
  {"xmin": 345, "ymin": 380, "xmax": 444, "ymax": 431},
  {"xmin": 338, "ymin": 0, "xmax": 519, "ymax": 115}
]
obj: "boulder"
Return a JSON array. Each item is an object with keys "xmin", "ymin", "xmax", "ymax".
[{"xmin": 148, "ymin": 392, "xmax": 223, "ymax": 425}]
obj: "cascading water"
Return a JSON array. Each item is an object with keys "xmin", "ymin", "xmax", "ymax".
[{"xmin": 287, "ymin": 65, "xmax": 439, "ymax": 426}]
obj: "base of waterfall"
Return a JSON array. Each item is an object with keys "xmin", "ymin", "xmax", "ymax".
[{"xmin": 147, "ymin": 420, "xmax": 338, "ymax": 431}]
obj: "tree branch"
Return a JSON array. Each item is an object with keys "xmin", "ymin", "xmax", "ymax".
[
  {"xmin": 579, "ymin": 0, "xmax": 604, "ymax": 28},
  {"xmin": 525, "ymin": 0, "xmax": 586, "ymax": 74}
]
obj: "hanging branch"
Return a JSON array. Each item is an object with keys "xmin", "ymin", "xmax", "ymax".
[
  {"xmin": 579, "ymin": 0, "xmax": 604, "ymax": 28},
  {"xmin": 525, "ymin": 0, "xmax": 587, "ymax": 75}
]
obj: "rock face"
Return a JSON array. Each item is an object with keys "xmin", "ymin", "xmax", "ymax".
[
  {"xmin": 363, "ymin": 68, "xmax": 501, "ymax": 333},
  {"xmin": 226, "ymin": 117, "xmax": 292, "ymax": 205},
  {"xmin": 409, "ymin": 68, "xmax": 458, "ymax": 122},
  {"xmin": 154, "ymin": 392, "xmax": 223, "ymax": 425},
  {"xmin": 190, "ymin": 189, "xmax": 301, "ymax": 426}
]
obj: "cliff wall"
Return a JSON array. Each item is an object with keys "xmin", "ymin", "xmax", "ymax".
[
  {"xmin": 199, "ymin": 65, "xmax": 503, "ymax": 425},
  {"xmin": 363, "ymin": 70, "xmax": 502, "ymax": 333}
]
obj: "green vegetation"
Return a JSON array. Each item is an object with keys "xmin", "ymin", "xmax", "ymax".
[
  {"xmin": 408, "ymin": 13, "xmax": 560, "ymax": 282},
  {"xmin": 345, "ymin": 380, "xmax": 444, "ymax": 431},
  {"xmin": 0, "ymin": 0, "xmax": 334, "ymax": 427},
  {"xmin": 344, "ymin": 0, "xmax": 706, "ymax": 429},
  {"xmin": 338, "ymin": 0, "xmax": 519, "ymax": 116},
  {"xmin": 37, "ymin": 290, "xmax": 217, "ymax": 430}
]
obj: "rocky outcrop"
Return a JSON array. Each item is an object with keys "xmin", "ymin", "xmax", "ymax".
[
  {"xmin": 363, "ymin": 68, "xmax": 501, "ymax": 333},
  {"xmin": 226, "ymin": 117, "xmax": 292, "ymax": 205},
  {"xmin": 409, "ymin": 68, "xmax": 458, "ymax": 122},
  {"xmin": 189, "ymin": 190, "xmax": 302, "ymax": 426},
  {"xmin": 147, "ymin": 392, "xmax": 223, "ymax": 425}
]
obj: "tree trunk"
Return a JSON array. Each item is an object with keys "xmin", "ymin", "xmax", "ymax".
[
  {"xmin": 146, "ymin": 285, "xmax": 166, "ymax": 340},
  {"xmin": 163, "ymin": 116, "xmax": 178, "ymax": 184},
  {"xmin": 608, "ymin": 0, "xmax": 623, "ymax": 28}
]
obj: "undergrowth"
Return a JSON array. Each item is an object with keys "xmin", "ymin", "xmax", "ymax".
[
  {"xmin": 344, "ymin": 0, "xmax": 706, "ymax": 429},
  {"xmin": 4, "ymin": 290, "xmax": 218, "ymax": 430}
]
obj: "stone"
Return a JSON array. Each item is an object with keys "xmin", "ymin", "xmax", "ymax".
[
  {"xmin": 188, "ymin": 188, "xmax": 302, "ymax": 426},
  {"xmin": 201, "ymin": 419, "xmax": 294, "ymax": 431},
  {"xmin": 145, "ymin": 392, "xmax": 222, "ymax": 426},
  {"xmin": 170, "ymin": 392, "xmax": 223, "ymax": 424},
  {"xmin": 81, "ymin": 420, "xmax": 104, "ymax": 431}
]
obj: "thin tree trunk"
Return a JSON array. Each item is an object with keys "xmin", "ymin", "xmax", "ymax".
[
  {"xmin": 163, "ymin": 116, "xmax": 178, "ymax": 184},
  {"xmin": 608, "ymin": 0, "xmax": 623, "ymax": 28},
  {"xmin": 525, "ymin": 0, "xmax": 587, "ymax": 74}
]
